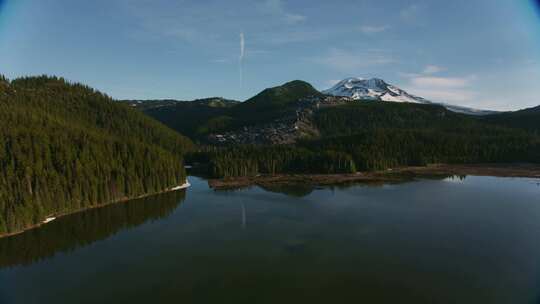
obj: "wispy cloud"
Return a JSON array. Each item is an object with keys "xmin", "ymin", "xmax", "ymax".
[
  {"xmin": 261, "ymin": 29, "xmax": 331, "ymax": 45},
  {"xmin": 422, "ymin": 65, "xmax": 445, "ymax": 74},
  {"xmin": 401, "ymin": 67, "xmax": 477, "ymax": 104},
  {"xmin": 359, "ymin": 25, "xmax": 389, "ymax": 34},
  {"xmin": 211, "ymin": 48, "xmax": 269, "ymax": 65},
  {"xmin": 410, "ymin": 76, "xmax": 472, "ymax": 88},
  {"xmin": 400, "ymin": 4, "xmax": 421, "ymax": 22},
  {"xmin": 121, "ymin": 0, "xmax": 215, "ymax": 44},
  {"xmin": 124, "ymin": 0, "xmax": 309, "ymax": 49},
  {"xmin": 313, "ymin": 48, "xmax": 395, "ymax": 72},
  {"xmin": 285, "ymin": 14, "xmax": 307, "ymax": 24},
  {"xmin": 211, "ymin": 58, "xmax": 230, "ymax": 64},
  {"xmin": 408, "ymin": 88, "xmax": 476, "ymax": 103},
  {"xmin": 325, "ymin": 79, "xmax": 341, "ymax": 88},
  {"xmin": 261, "ymin": 0, "xmax": 307, "ymax": 24},
  {"xmin": 246, "ymin": 49, "xmax": 271, "ymax": 56}
]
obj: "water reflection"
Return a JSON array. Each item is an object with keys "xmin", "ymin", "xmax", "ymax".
[
  {"xmin": 1, "ymin": 176, "xmax": 540, "ymax": 304},
  {"xmin": 241, "ymin": 202, "xmax": 246, "ymax": 229},
  {"xmin": 0, "ymin": 174, "xmax": 461, "ymax": 268},
  {"xmin": 0, "ymin": 190, "xmax": 186, "ymax": 268},
  {"xmin": 244, "ymin": 174, "xmax": 459, "ymax": 198},
  {"xmin": 443, "ymin": 175, "xmax": 468, "ymax": 183},
  {"xmin": 258, "ymin": 183, "xmax": 314, "ymax": 197}
]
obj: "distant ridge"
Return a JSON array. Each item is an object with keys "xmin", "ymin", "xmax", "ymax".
[
  {"xmin": 482, "ymin": 104, "xmax": 540, "ymax": 133},
  {"xmin": 122, "ymin": 97, "xmax": 240, "ymax": 111}
]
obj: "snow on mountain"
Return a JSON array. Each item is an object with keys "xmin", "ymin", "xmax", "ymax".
[
  {"xmin": 323, "ymin": 77, "xmax": 496, "ymax": 115},
  {"xmin": 323, "ymin": 78, "xmax": 426, "ymax": 103}
]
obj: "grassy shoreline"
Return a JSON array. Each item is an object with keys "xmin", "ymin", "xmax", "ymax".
[{"xmin": 207, "ymin": 163, "xmax": 540, "ymax": 190}]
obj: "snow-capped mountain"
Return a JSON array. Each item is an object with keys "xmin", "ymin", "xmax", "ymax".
[
  {"xmin": 323, "ymin": 77, "xmax": 496, "ymax": 115},
  {"xmin": 323, "ymin": 77, "xmax": 428, "ymax": 103}
]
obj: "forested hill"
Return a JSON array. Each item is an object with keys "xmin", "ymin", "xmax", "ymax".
[
  {"xmin": 126, "ymin": 98, "xmax": 240, "ymax": 140},
  {"xmin": 137, "ymin": 79, "xmax": 540, "ymax": 145},
  {"xmin": 140, "ymin": 80, "xmax": 323, "ymax": 140},
  {"xmin": 0, "ymin": 75, "xmax": 194, "ymax": 235},
  {"xmin": 123, "ymin": 97, "xmax": 240, "ymax": 111},
  {"xmin": 191, "ymin": 103, "xmax": 540, "ymax": 178},
  {"xmin": 232, "ymin": 80, "xmax": 322, "ymax": 122}
]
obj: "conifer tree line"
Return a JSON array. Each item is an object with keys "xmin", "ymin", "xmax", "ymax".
[
  {"xmin": 303, "ymin": 128, "xmax": 539, "ymax": 171},
  {"xmin": 189, "ymin": 103, "xmax": 540, "ymax": 178},
  {"xmin": 0, "ymin": 76, "xmax": 194, "ymax": 234},
  {"xmin": 189, "ymin": 145, "xmax": 356, "ymax": 178},
  {"xmin": 191, "ymin": 126, "xmax": 540, "ymax": 178}
]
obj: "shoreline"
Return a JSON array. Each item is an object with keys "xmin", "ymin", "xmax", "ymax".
[
  {"xmin": 207, "ymin": 163, "xmax": 540, "ymax": 190},
  {"xmin": 0, "ymin": 181, "xmax": 191, "ymax": 240},
  {"xmin": 3, "ymin": 164, "xmax": 539, "ymax": 239}
]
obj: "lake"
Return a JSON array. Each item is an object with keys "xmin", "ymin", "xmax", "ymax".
[{"xmin": 1, "ymin": 176, "xmax": 540, "ymax": 304}]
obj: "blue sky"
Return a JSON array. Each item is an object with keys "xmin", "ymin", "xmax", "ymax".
[{"xmin": 1, "ymin": 0, "xmax": 540, "ymax": 110}]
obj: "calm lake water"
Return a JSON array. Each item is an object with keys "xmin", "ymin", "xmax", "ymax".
[{"xmin": 1, "ymin": 176, "xmax": 540, "ymax": 304}]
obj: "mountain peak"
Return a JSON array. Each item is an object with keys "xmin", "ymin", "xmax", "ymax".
[
  {"xmin": 334, "ymin": 77, "xmax": 387, "ymax": 90},
  {"xmin": 342, "ymin": 77, "xmax": 386, "ymax": 83},
  {"xmin": 244, "ymin": 80, "xmax": 321, "ymax": 105},
  {"xmin": 278, "ymin": 80, "xmax": 320, "ymax": 94},
  {"xmin": 283, "ymin": 79, "xmax": 313, "ymax": 86},
  {"xmin": 324, "ymin": 77, "xmax": 495, "ymax": 115},
  {"xmin": 324, "ymin": 77, "xmax": 419, "ymax": 103}
]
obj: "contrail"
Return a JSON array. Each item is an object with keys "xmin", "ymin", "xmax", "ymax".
[
  {"xmin": 241, "ymin": 202, "xmax": 246, "ymax": 229},
  {"xmin": 239, "ymin": 32, "xmax": 245, "ymax": 88}
]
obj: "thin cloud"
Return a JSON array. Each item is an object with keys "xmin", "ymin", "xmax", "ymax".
[
  {"xmin": 247, "ymin": 49, "xmax": 271, "ymax": 56},
  {"xmin": 407, "ymin": 88, "xmax": 476, "ymax": 102},
  {"xmin": 121, "ymin": 0, "xmax": 214, "ymax": 44},
  {"xmin": 314, "ymin": 48, "xmax": 395, "ymax": 72},
  {"xmin": 262, "ymin": 29, "xmax": 331, "ymax": 45},
  {"xmin": 325, "ymin": 79, "xmax": 341, "ymax": 88},
  {"xmin": 359, "ymin": 25, "xmax": 389, "ymax": 34},
  {"xmin": 262, "ymin": 0, "xmax": 307, "ymax": 24},
  {"xmin": 402, "ymin": 71, "xmax": 477, "ymax": 104},
  {"xmin": 411, "ymin": 76, "xmax": 471, "ymax": 88},
  {"xmin": 211, "ymin": 58, "xmax": 230, "ymax": 63},
  {"xmin": 400, "ymin": 4, "xmax": 421, "ymax": 22},
  {"xmin": 423, "ymin": 65, "xmax": 445, "ymax": 74},
  {"xmin": 286, "ymin": 14, "xmax": 307, "ymax": 24}
]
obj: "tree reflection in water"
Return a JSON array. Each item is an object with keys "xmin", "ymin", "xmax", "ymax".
[{"xmin": 0, "ymin": 190, "xmax": 186, "ymax": 268}]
